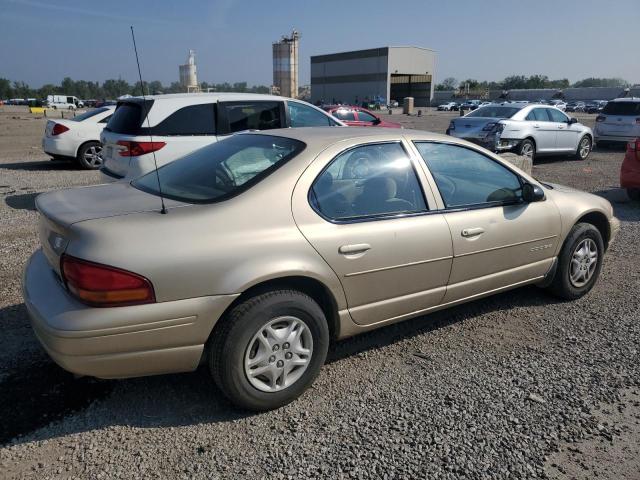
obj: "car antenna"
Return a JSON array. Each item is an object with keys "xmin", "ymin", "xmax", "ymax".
[{"xmin": 130, "ymin": 25, "xmax": 167, "ymax": 214}]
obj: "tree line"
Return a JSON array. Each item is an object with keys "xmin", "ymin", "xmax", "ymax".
[
  {"xmin": 0, "ymin": 77, "xmax": 270, "ymax": 100},
  {"xmin": 435, "ymin": 75, "xmax": 631, "ymax": 92}
]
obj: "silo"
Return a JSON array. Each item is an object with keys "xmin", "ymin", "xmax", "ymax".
[
  {"xmin": 272, "ymin": 31, "xmax": 299, "ymax": 98},
  {"xmin": 179, "ymin": 50, "xmax": 198, "ymax": 91}
]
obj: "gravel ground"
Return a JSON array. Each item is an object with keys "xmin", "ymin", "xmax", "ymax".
[{"xmin": 0, "ymin": 105, "xmax": 638, "ymax": 479}]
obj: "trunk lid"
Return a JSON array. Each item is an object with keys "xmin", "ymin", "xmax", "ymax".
[{"xmin": 35, "ymin": 183, "xmax": 185, "ymax": 272}]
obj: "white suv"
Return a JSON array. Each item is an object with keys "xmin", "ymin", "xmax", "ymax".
[
  {"xmin": 594, "ymin": 98, "xmax": 640, "ymax": 147},
  {"xmin": 100, "ymin": 93, "xmax": 344, "ymax": 182}
]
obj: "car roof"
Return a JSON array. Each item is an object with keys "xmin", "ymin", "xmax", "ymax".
[
  {"xmin": 608, "ymin": 97, "xmax": 640, "ymax": 103},
  {"xmin": 129, "ymin": 92, "xmax": 288, "ymax": 102}
]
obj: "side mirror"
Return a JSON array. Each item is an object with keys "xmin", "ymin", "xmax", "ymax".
[
  {"xmin": 568, "ymin": 117, "xmax": 578, "ymax": 125},
  {"xmin": 373, "ymin": 117, "xmax": 382, "ymax": 125},
  {"xmin": 522, "ymin": 182, "xmax": 545, "ymax": 202}
]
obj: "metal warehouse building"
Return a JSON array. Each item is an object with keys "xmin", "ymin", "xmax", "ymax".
[{"xmin": 311, "ymin": 46, "xmax": 436, "ymax": 107}]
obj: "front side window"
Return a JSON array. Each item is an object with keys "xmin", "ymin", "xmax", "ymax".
[
  {"xmin": 356, "ymin": 110, "xmax": 377, "ymax": 123},
  {"xmin": 547, "ymin": 108, "xmax": 568, "ymax": 123},
  {"xmin": 414, "ymin": 142, "xmax": 522, "ymax": 208},
  {"xmin": 288, "ymin": 101, "xmax": 335, "ymax": 127},
  {"xmin": 222, "ymin": 102, "xmax": 283, "ymax": 133},
  {"xmin": 310, "ymin": 143, "xmax": 427, "ymax": 221},
  {"xmin": 132, "ymin": 134, "xmax": 305, "ymax": 203}
]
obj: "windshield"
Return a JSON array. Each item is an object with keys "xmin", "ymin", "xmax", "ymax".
[
  {"xmin": 132, "ymin": 134, "xmax": 305, "ymax": 204},
  {"xmin": 466, "ymin": 106, "xmax": 520, "ymax": 118},
  {"xmin": 71, "ymin": 107, "xmax": 109, "ymax": 122}
]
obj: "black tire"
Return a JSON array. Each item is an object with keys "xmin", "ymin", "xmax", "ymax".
[
  {"xmin": 76, "ymin": 141, "xmax": 103, "ymax": 170},
  {"xmin": 574, "ymin": 135, "xmax": 592, "ymax": 160},
  {"xmin": 518, "ymin": 138, "xmax": 536, "ymax": 162},
  {"xmin": 209, "ymin": 289, "xmax": 329, "ymax": 411},
  {"xmin": 547, "ymin": 223, "xmax": 604, "ymax": 300},
  {"xmin": 627, "ymin": 188, "xmax": 640, "ymax": 201}
]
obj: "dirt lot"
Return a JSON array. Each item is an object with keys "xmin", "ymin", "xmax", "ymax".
[{"xmin": 0, "ymin": 105, "xmax": 638, "ymax": 479}]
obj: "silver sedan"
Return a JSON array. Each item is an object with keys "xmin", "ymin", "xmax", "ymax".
[{"xmin": 447, "ymin": 103, "xmax": 593, "ymax": 161}]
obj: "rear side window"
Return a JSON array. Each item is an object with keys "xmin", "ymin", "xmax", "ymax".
[
  {"xmin": 602, "ymin": 101, "xmax": 640, "ymax": 116},
  {"xmin": 149, "ymin": 104, "xmax": 215, "ymax": 135},
  {"xmin": 288, "ymin": 101, "xmax": 335, "ymax": 127},
  {"xmin": 526, "ymin": 108, "xmax": 551, "ymax": 121},
  {"xmin": 221, "ymin": 101, "xmax": 283, "ymax": 133},
  {"xmin": 71, "ymin": 107, "xmax": 109, "ymax": 122},
  {"xmin": 132, "ymin": 134, "xmax": 305, "ymax": 204},
  {"xmin": 106, "ymin": 102, "xmax": 146, "ymax": 134},
  {"xmin": 310, "ymin": 143, "xmax": 427, "ymax": 221}
]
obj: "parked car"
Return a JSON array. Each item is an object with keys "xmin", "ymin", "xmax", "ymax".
[
  {"xmin": 549, "ymin": 100, "xmax": 567, "ymax": 111},
  {"xmin": 437, "ymin": 102, "xmax": 458, "ymax": 111},
  {"xmin": 388, "ymin": 100, "xmax": 399, "ymax": 108},
  {"xmin": 323, "ymin": 105, "xmax": 401, "ymax": 128},
  {"xmin": 46, "ymin": 95, "xmax": 83, "ymax": 110},
  {"xmin": 24, "ymin": 127, "xmax": 619, "ymax": 410},
  {"xmin": 42, "ymin": 106, "xmax": 115, "ymax": 169},
  {"xmin": 565, "ymin": 102, "xmax": 586, "ymax": 113},
  {"xmin": 585, "ymin": 100, "xmax": 607, "ymax": 114},
  {"xmin": 460, "ymin": 100, "xmax": 482, "ymax": 111},
  {"xmin": 446, "ymin": 103, "xmax": 593, "ymax": 161},
  {"xmin": 594, "ymin": 98, "xmax": 640, "ymax": 147},
  {"xmin": 100, "ymin": 93, "xmax": 344, "ymax": 182},
  {"xmin": 621, "ymin": 137, "xmax": 640, "ymax": 200}
]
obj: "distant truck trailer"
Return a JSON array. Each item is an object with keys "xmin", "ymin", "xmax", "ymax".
[{"xmin": 46, "ymin": 95, "xmax": 84, "ymax": 110}]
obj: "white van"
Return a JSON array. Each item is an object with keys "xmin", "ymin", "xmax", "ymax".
[
  {"xmin": 46, "ymin": 95, "xmax": 84, "ymax": 110},
  {"xmin": 100, "ymin": 93, "xmax": 344, "ymax": 182}
]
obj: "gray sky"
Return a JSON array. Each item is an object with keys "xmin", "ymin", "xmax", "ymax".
[{"xmin": 1, "ymin": 0, "xmax": 638, "ymax": 87}]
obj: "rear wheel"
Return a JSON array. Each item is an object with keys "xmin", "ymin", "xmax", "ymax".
[
  {"xmin": 547, "ymin": 223, "xmax": 604, "ymax": 300},
  {"xmin": 209, "ymin": 290, "xmax": 329, "ymax": 411},
  {"xmin": 76, "ymin": 141, "xmax": 103, "ymax": 170},
  {"xmin": 574, "ymin": 135, "xmax": 592, "ymax": 160},
  {"xmin": 518, "ymin": 138, "xmax": 536, "ymax": 162}
]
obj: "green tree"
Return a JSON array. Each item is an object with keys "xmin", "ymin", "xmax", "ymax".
[
  {"xmin": 0, "ymin": 78, "xmax": 14, "ymax": 99},
  {"xmin": 572, "ymin": 77, "xmax": 629, "ymax": 88},
  {"xmin": 435, "ymin": 77, "xmax": 457, "ymax": 91}
]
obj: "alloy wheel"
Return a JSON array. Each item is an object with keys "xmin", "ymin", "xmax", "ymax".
[
  {"xmin": 83, "ymin": 145, "xmax": 103, "ymax": 167},
  {"xmin": 579, "ymin": 137, "xmax": 591, "ymax": 159},
  {"xmin": 244, "ymin": 316, "xmax": 313, "ymax": 392},
  {"xmin": 521, "ymin": 142, "xmax": 534, "ymax": 159},
  {"xmin": 569, "ymin": 238, "xmax": 598, "ymax": 287}
]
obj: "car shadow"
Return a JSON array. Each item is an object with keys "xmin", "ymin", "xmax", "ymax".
[
  {"xmin": 0, "ymin": 160, "xmax": 78, "ymax": 171},
  {"xmin": 0, "ymin": 284, "xmax": 562, "ymax": 446},
  {"xmin": 5, "ymin": 192, "xmax": 40, "ymax": 211}
]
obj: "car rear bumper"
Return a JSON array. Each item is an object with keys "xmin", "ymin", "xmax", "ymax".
[
  {"xmin": 594, "ymin": 133, "xmax": 637, "ymax": 144},
  {"xmin": 42, "ymin": 136, "xmax": 75, "ymax": 157},
  {"xmin": 99, "ymin": 166, "xmax": 123, "ymax": 183},
  {"xmin": 23, "ymin": 249, "xmax": 239, "ymax": 379}
]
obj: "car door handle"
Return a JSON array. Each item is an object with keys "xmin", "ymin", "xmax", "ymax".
[
  {"xmin": 339, "ymin": 244, "xmax": 371, "ymax": 255},
  {"xmin": 461, "ymin": 227, "xmax": 484, "ymax": 238}
]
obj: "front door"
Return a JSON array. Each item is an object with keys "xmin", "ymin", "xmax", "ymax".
[
  {"xmin": 547, "ymin": 107, "xmax": 581, "ymax": 151},
  {"xmin": 412, "ymin": 141, "xmax": 561, "ymax": 303},
  {"xmin": 292, "ymin": 140, "xmax": 453, "ymax": 325},
  {"xmin": 526, "ymin": 107, "xmax": 557, "ymax": 152}
]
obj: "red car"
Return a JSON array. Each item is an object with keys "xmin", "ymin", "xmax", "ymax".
[
  {"xmin": 323, "ymin": 105, "xmax": 401, "ymax": 128},
  {"xmin": 621, "ymin": 138, "xmax": 640, "ymax": 200}
]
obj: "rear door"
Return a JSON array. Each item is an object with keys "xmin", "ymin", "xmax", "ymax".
[
  {"xmin": 525, "ymin": 108, "xmax": 557, "ymax": 152},
  {"xmin": 293, "ymin": 140, "xmax": 452, "ymax": 325}
]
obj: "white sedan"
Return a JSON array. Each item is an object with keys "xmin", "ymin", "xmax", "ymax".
[{"xmin": 42, "ymin": 106, "xmax": 115, "ymax": 169}]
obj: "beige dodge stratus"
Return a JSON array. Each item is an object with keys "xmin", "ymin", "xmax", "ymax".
[{"xmin": 24, "ymin": 127, "xmax": 619, "ymax": 410}]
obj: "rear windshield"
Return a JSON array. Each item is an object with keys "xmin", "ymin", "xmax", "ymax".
[
  {"xmin": 71, "ymin": 107, "xmax": 109, "ymax": 122},
  {"xmin": 602, "ymin": 101, "xmax": 640, "ymax": 116},
  {"xmin": 467, "ymin": 106, "xmax": 520, "ymax": 118},
  {"xmin": 132, "ymin": 134, "xmax": 305, "ymax": 204},
  {"xmin": 105, "ymin": 101, "xmax": 148, "ymax": 134}
]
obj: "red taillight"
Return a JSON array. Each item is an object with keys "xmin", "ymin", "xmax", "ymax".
[
  {"xmin": 628, "ymin": 138, "xmax": 640, "ymax": 161},
  {"xmin": 117, "ymin": 140, "xmax": 166, "ymax": 157},
  {"xmin": 51, "ymin": 123, "xmax": 69, "ymax": 135},
  {"xmin": 61, "ymin": 255, "xmax": 155, "ymax": 307},
  {"xmin": 595, "ymin": 115, "xmax": 605, "ymax": 122}
]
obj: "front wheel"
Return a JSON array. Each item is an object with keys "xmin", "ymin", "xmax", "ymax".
[
  {"xmin": 547, "ymin": 223, "xmax": 604, "ymax": 300},
  {"xmin": 209, "ymin": 290, "xmax": 329, "ymax": 411},
  {"xmin": 574, "ymin": 135, "xmax": 592, "ymax": 160}
]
